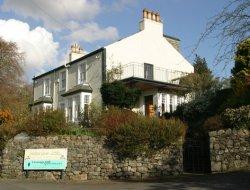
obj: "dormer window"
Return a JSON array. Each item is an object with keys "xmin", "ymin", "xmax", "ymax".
[
  {"xmin": 78, "ymin": 62, "xmax": 87, "ymax": 84},
  {"xmin": 44, "ymin": 78, "xmax": 50, "ymax": 96}
]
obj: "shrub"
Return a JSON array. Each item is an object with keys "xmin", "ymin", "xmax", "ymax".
[
  {"xmin": 203, "ymin": 115, "xmax": 224, "ymax": 131},
  {"xmin": 100, "ymin": 81, "xmax": 141, "ymax": 109},
  {"xmin": 221, "ymin": 105, "xmax": 250, "ymax": 129},
  {"xmin": 96, "ymin": 106, "xmax": 138, "ymax": 135},
  {"xmin": 108, "ymin": 122, "xmax": 149, "ymax": 158},
  {"xmin": 78, "ymin": 103, "xmax": 102, "ymax": 128},
  {"xmin": 24, "ymin": 110, "xmax": 68, "ymax": 136},
  {"xmin": 61, "ymin": 124, "xmax": 98, "ymax": 137},
  {"xmin": 0, "ymin": 109, "xmax": 14, "ymax": 125},
  {"xmin": 0, "ymin": 122, "xmax": 20, "ymax": 150},
  {"xmin": 100, "ymin": 107, "xmax": 187, "ymax": 158},
  {"xmin": 148, "ymin": 118, "xmax": 187, "ymax": 151}
]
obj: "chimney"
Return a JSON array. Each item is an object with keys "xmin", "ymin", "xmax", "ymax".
[
  {"xmin": 69, "ymin": 43, "xmax": 85, "ymax": 62},
  {"xmin": 142, "ymin": 9, "xmax": 161, "ymax": 22},
  {"xmin": 140, "ymin": 9, "xmax": 163, "ymax": 35}
]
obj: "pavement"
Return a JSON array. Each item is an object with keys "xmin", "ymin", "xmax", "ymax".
[{"xmin": 0, "ymin": 170, "xmax": 249, "ymax": 190}]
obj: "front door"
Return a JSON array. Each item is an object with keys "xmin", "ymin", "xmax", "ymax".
[{"xmin": 145, "ymin": 95, "xmax": 154, "ymax": 117}]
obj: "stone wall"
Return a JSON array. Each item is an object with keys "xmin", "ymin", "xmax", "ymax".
[
  {"xmin": 0, "ymin": 135, "xmax": 183, "ymax": 180},
  {"xmin": 209, "ymin": 129, "xmax": 249, "ymax": 173}
]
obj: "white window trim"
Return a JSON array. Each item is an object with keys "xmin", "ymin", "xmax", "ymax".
[
  {"xmin": 43, "ymin": 103, "xmax": 52, "ymax": 111},
  {"xmin": 43, "ymin": 77, "xmax": 51, "ymax": 96},
  {"xmin": 78, "ymin": 61, "xmax": 87, "ymax": 85},
  {"xmin": 64, "ymin": 92, "xmax": 92, "ymax": 123}
]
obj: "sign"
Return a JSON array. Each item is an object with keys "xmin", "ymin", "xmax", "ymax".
[{"xmin": 24, "ymin": 148, "xmax": 67, "ymax": 170}]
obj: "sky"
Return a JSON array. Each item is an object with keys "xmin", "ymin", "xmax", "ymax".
[{"xmin": 0, "ymin": 0, "xmax": 233, "ymax": 82}]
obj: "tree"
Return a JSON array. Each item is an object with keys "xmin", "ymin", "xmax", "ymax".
[
  {"xmin": 0, "ymin": 38, "xmax": 23, "ymax": 88},
  {"xmin": 232, "ymin": 38, "xmax": 250, "ymax": 75},
  {"xmin": 196, "ymin": 0, "xmax": 250, "ymax": 65},
  {"xmin": 230, "ymin": 38, "xmax": 250, "ymax": 95},
  {"xmin": 0, "ymin": 38, "xmax": 31, "ymax": 121},
  {"xmin": 100, "ymin": 81, "xmax": 141, "ymax": 109},
  {"xmin": 180, "ymin": 55, "xmax": 217, "ymax": 98}
]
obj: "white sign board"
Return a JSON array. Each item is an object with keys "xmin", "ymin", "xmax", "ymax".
[{"xmin": 24, "ymin": 148, "xmax": 67, "ymax": 170}]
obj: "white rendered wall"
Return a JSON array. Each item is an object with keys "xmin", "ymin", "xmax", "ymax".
[{"xmin": 105, "ymin": 18, "xmax": 194, "ymax": 74}]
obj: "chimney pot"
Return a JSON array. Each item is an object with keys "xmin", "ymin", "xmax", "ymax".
[
  {"xmin": 156, "ymin": 13, "xmax": 161, "ymax": 22},
  {"xmin": 142, "ymin": 9, "xmax": 161, "ymax": 22},
  {"xmin": 148, "ymin": 11, "xmax": 152, "ymax": 20},
  {"xmin": 152, "ymin": 12, "xmax": 156, "ymax": 21},
  {"xmin": 143, "ymin": 9, "xmax": 147, "ymax": 18}
]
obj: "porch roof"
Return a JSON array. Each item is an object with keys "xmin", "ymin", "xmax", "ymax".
[
  {"xmin": 61, "ymin": 84, "xmax": 92, "ymax": 97},
  {"xmin": 121, "ymin": 77, "xmax": 189, "ymax": 92},
  {"xmin": 30, "ymin": 96, "xmax": 53, "ymax": 106}
]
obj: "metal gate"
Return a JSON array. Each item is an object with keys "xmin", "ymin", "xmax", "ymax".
[{"xmin": 183, "ymin": 138, "xmax": 211, "ymax": 173}]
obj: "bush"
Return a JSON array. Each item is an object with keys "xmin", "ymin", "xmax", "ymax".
[
  {"xmin": 0, "ymin": 109, "xmax": 14, "ymax": 125},
  {"xmin": 78, "ymin": 103, "xmax": 102, "ymax": 128},
  {"xmin": 24, "ymin": 110, "xmax": 68, "ymax": 136},
  {"xmin": 61, "ymin": 124, "xmax": 98, "ymax": 137},
  {"xmin": 96, "ymin": 106, "xmax": 138, "ymax": 135},
  {"xmin": 99, "ymin": 107, "xmax": 187, "ymax": 158},
  {"xmin": 148, "ymin": 118, "xmax": 187, "ymax": 151},
  {"xmin": 203, "ymin": 115, "xmax": 224, "ymax": 131},
  {"xmin": 0, "ymin": 122, "xmax": 20, "ymax": 150},
  {"xmin": 100, "ymin": 81, "xmax": 141, "ymax": 109},
  {"xmin": 221, "ymin": 105, "xmax": 250, "ymax": 129}
]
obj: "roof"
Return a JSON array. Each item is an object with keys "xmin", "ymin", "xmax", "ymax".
[
  {"xmin": 33, "ymin": 47, "xmax": 104, "ymax": 80},
  {"xmin": 121, "ymin": 77, "xmax": 189, "ymax": 91},
  {"xmin": 163, "ymin": 34, "xmax": 180, "ymax": 41},
  {"xmin": 32, "ymin": 33, "xmax": 180, "ymax": 80},
  {"xmin": 61, "ymin": 84, "xmax": 92, "ymax": 97},
  {"xmin": 30, "ymin": 96, "xmax": 53, "ymax": 106}
]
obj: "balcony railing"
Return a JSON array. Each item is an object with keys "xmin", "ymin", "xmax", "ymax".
[{"xmin": 119, "ymin": 63, "xmax": 189, "ymax": 84}]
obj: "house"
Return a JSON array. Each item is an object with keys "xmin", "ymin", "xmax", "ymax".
[{"xmin": 31, "ymin": 9, "xmax": 194, "ymax": 121}]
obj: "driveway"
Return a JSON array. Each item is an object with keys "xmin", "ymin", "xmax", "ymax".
[{"xmin": 0, "ymin": 171, "xmax": 249, "ymax": 190}]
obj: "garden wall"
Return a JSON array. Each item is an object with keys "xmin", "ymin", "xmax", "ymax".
[
  {"xmin": 209, "ymin": 129, "xmax": 249, "ymax": 173},
  {"xmin": 0, "ymin": 135, "xmax": 183, "ymax": 180}
]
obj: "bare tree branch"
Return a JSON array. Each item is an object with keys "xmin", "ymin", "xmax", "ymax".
[{"xmin": 194, "ymin": 0, "xmax": 250, "ymax": 67}]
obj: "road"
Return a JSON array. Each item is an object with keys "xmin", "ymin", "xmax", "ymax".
[{"xmin": 0, "ymin": 171, "xmax": 249, "ymax": 190}]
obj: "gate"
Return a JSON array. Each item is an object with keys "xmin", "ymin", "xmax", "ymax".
[{"xmin": 183, "ymin": 138, "xmax": 211, "ymax": 173}]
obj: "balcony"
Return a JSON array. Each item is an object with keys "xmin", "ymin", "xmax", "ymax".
[{"xmin": 120, "ymin": 63, "xmax": 189, "ymax": 85}]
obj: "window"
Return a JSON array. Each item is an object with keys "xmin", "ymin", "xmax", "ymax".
[
  {"xmin": 177, "ymin": 96, "xmax": 181, "ymax": 105},
  {"xmin": 84, "ymin": 95, "xmax": 90, "ymax": 105},
  {"xmin": 144, "ymin": 63, "xmax": 153, "ymax": 80},
  {"xmin": 59, "ymin": 102, "xmax": 65, "ymax": 112},
  {"xmin": 162, "ymin": 93, "xmax": 166, "ymax": 113},
  {"xmin": 74, "ymin": 96, "xmax": 80, "ymax": 121},
  {"xmin": 45, "ymin": 105, "xmax": 52, "ymax": 111},
  {"xmin": 44, "ymin": 78, "xmax": 50, "ymax": 96},
  {"xmin": 83, "ymin": 94, "xmax": 90, "ymax": 116},
  {"xmin": 169, "ymin": 95, "xmax": 173, "ymax": 113},
  {"xmin": 67, "ymin": 98, "xmax": 72, "ymax": 122},
  {"xmin": 78, "ymin": 62, "xmax": 87, "ymax": 84},
  {"xmin": 60, "ymin": 71, "xmax": 66, "ymax": 90}
]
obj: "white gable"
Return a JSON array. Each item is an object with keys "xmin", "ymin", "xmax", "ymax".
[{"xmin": 105, "ymin": 18, "xmax": 194, "ymax": 74}]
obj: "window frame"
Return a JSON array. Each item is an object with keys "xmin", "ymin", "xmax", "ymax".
[
  {"xmin": 144, "ymin": 63, "xmax": 154, "ymax": 80},
  {"xmin": 60, "ymin": 70, "xmax": 67, "ymax": 91},
  {"xmin": 78, "ymin": 61, "xmax": 87, "ymax": 85},
  {"xmin": 43, "ymin": 77, "xmax": 51, "ymax": 96}
]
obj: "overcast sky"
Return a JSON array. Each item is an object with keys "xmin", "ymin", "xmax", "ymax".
[{"xmin": 0, "ymin": 0, "xmax": 232, "ymax": 82}]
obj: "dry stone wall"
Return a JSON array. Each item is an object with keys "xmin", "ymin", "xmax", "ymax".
[
  {"xmin": 0, "ymin": 135, "xmax": 183, "ymax": 180},
  {"xmin": 209, "ymin": 129, "xmax": 249, "ymax": 173}
]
